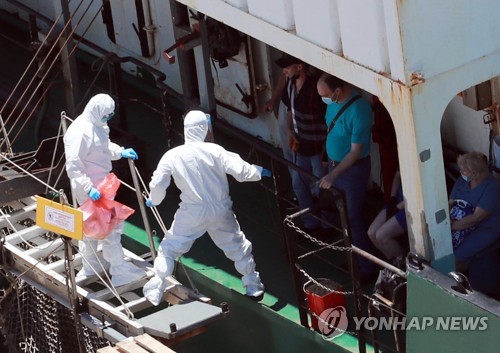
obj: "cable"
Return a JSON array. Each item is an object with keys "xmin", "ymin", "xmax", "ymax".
[
  {"xmin": 0, "ymin": 153, "xmax": 59, "ymax": 194},
  {"xmin": 0, "ymin": 10, "xmax": 65, "ymax": 119},
  {"xmin": 1, "ymin": 0, "xmax": 88, "ymax": 136},
  {"xmin": 0, "ymin": 0, "xmax": 103, "ymax": 151}
]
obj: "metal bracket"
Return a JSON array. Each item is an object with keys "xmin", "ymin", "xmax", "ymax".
[{"xmin": 162, "ymin": 30, "xmax": 200, "ymax": 64}]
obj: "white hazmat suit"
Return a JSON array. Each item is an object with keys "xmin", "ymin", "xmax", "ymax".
[
  {"xmin": 143, "ymin": 110, "xmax": 266, "ymax": 305},
  {"xmin": 64, "ymin": 93, "xmax": 146, "ymax": 287}
]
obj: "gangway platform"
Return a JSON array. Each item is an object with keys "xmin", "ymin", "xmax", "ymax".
[{"xmin": 0, "ymin": 195, "xmax": 228, "ymax": 347}]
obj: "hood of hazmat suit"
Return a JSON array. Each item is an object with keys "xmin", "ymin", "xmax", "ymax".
[{"xmin": 183, "ymin": 110, "xmax": 211, "ymax": 143}]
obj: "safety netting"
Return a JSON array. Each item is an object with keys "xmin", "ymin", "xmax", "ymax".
[{"xmin": 0, "ymin": 279, "xmax": 109, "ymax": 353}]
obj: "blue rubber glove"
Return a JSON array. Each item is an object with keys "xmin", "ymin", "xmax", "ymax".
[
  {"xmin": 121, "ymin": 148, "xmax": 138, "ymax": 160},
  {"xmin": 145, "ymin": 198, "xmax": 154, "ymax": 208},
  {"xmin": 88, "ymin": 187, "xmax": 101, "ymax": 201},
  {"xmin": 261, "ymin": 168, "xmax": 272, "ymax": 178}
]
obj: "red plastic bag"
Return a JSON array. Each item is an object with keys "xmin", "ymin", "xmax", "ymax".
[{"xmin": 79, "ymin": 173, "xmax": 135, "ymax": 240}]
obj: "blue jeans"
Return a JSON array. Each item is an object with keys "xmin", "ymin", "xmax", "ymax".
[
  {"xmin": 330, "ymin": 157, "xmax": 377, "ymax": 273},
  {"xmin": 292, "ymin": 152, "xmax": 326, "ymax": 229}
]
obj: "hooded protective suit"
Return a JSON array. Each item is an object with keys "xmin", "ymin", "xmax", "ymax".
[
  {"xmin": 64, "ymin": 93, "xmax": 145, "ymax": 287},
  {"xmin": 143, "ymin": 110, "xmax": 265, "ymax": 305}
]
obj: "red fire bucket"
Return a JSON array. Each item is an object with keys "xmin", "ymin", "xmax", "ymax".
[{"xmin": 304, "ymin": 278, "xmax": 346, "ymax": 331}]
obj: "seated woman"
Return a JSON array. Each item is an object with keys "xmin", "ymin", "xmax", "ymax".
[
  {"xmin": 449, "ymin": 152, "xmax": 500, "ymax": 273},
  {"xmin": 368, "ymin": 171, "xmax": 408, "ymax": 263}
]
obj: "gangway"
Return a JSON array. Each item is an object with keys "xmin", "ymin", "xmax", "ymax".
[{"xmin": 0, "ymin": 161, "xmax": 228, "ymax": 350}]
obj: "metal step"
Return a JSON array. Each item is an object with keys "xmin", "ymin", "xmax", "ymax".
[{"xmin": 138, "ymin": 300, "xmax": 227, "ymax": 339}]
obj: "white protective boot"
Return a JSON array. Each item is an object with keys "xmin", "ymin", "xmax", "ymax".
[
  {"xmin": 143, "ymin": 254, "xmax": 176, "ymax": 305},
  {"xmin": 76, "ymin": 239, "xmax": 109, "ymax": 281},
  {"xmin": 110, "ymin": 260, "xmax": 146, "ymax": 287},
  {"xmin": 243, "ymin": 272, "xmax": 265, "ymax": 301},
  {"xmin": 143, "ymin": 275, "xmax": 168, "ymax": 306},
  {"xmin": 245, "ymin": 283, "xmax": 265, "ymax": 300},
  {"xmin": 103, "ymin": 226, "xmax": 146, "ymax": 287}
]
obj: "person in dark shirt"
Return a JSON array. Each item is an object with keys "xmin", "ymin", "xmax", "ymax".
[{"xmin": 275, "ymin": 54, "xmax": 327, "ymax": 231}]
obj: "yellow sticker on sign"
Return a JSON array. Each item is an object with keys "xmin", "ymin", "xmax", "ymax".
[{"xmin": 35, "ymin": 196, "xmax": 83, "ymax": 240}]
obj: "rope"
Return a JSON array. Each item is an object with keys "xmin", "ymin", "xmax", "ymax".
[
  {"xmin": 45, "ymin": 120, "xmax": 65, "ymax": 194},
  {"xmin": 0, "ymin": 153, "xmax": 59, "ymax": 194},
  {"xmin": 178, "ymin": 258, "xmax": 198, "ymax": 294},
  {"xmin": 1, "ymin": 0, "xmax": 90, "ymax": 144},
  {"xmin": 133, "ymin": 165, "xmax": 167, "ymax": 233},
  {"xmin": 0, "ymin": 9, "xmax": 65, "ymax": 118},
  {"xmin": 73, "ymin": 239, "xmax": 135, "ymax": 319},
  {"xmin": 0, "ymin": 0, "xmax": 103, "ymax": 151}
]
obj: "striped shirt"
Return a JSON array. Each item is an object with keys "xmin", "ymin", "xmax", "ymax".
[{"xmin": 282, "ymin": 75, "xmax": 326, "ymax": 156}]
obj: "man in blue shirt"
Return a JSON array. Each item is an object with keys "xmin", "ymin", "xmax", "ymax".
[{"xmin": 317, "ymin": 73, "xmax": 377, "ymax": 279}]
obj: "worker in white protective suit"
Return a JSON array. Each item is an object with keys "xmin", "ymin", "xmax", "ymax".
[
  {"xmin": 64, "ymin": 93, "xmax": 146, "ymax": 287},
  {"xmin": 143, "ymin": 110, "xmax": 272, "ymax": 305}
]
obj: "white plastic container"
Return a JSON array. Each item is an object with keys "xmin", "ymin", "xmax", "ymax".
[
  {"xmin": 292, "ymin": 0, "xmax": 342, "ymax": 53},
  {"xmin": 224, "ymin": 0, "xmax": 248, "ymax": 11},
  {"xmin": 337, "ymin": 0, "xmax": 389, "ymax": 73},
  {"xmin": 247, "ymin": 0, "xmax": 295, "ymax": 30}
]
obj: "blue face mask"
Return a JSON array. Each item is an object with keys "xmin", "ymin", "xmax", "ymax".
[
  {"xmin": 461, "ymin": 173, "xmax": 471, "ymax": 182},
  {"xmin": 322, "ymin": 97, "xmax": 334, "ymax": 105},
  {"xmin": 101, "ymin": 112, "xmax": 115, "ymax": 123}
]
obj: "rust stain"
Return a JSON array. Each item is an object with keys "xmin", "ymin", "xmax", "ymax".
[{"xmin": 410, "ymin": 72, "xmax": 425, "ymax": 86}]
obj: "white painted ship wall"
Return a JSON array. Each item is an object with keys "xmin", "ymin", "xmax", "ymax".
[
  {"xmin": 247, "ymin": 0, "xmax": 295, "ymax": 30},
  {"xmin": 2, "ymin": 0, "xmax": 499, "ymax": 160},
  {"xmin": 337, "ymin": 0, "xmax": 389, "ymax": 74},
  {"xmin": 223, "ymin": 0, "xmax": 248, "ymax": 11},
  {"xmin": 396, "ymin": 0, "xmax": 500, "ymax": 84},
  {"xmin": 292, "ymin": 0, "xmax": 342, "ymax": 53}
]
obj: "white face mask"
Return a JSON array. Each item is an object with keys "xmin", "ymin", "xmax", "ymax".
[
  {"xmin": 461, "ymin": 173, "xmax": 471, "ymax": 182},
  {"xmin": 322, "ymin": 97, "xmax": 334, "ymax": 105},
  {"xmin": 322, "ymin": 90, "xmax": 340, "ymax": 105},
  {"xmin": 101, "ymin": 112, "xmax": 115, "ymax": 123}
]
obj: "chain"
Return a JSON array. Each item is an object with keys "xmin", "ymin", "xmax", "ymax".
[
  {"xmin": 284, "ymin": 216, "xmax": 352, "ymax": 252},
  {"xmin": 299, "ymin": 268, "xmax": 355, "ymax": 295},
  {"xmin": 298, "ymin": 238, "xmax": 347, "ymax": 259}
]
